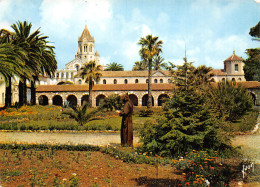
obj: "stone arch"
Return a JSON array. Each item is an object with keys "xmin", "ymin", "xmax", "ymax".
[
  {"xmin": 53, "ymin": 95, "xmax": 63, "ymax": 106},
  {"xmin": 103, "ymin": 79, "xmax": 106, "ymax": 84},
  {"xmin": 129, "ymin": 94, "xmax": 138, "ymax": 106},
  {"xmin": 38, "ymin": 95, "xmax": 49, "ymax": 105},
  {"xmin": 124, "ymin": 79, "xmax": 128, "ymax": 84},
  {"xmin": 114, "ymin": 79, "xmax": 117, "ymax": 84},
  {"xmin": 81, "ymin": 94, "xmax": 89, "ymax": 105},
  {"xmin": 96, "ymin": 94, "xmax": 106, "ymax": 107},
  {"xmin": 154, "ymin": 79, "xmax": 158, "ymax": 83},
  {"xmin": 142, "ymin": 94, "xmax": 154, "ymax": 106},
  {"xmin": 232, "ymin": 78, "xmax": 236, "ymax": 82},
  {"xmin": 158, "ymin": 94, "xmax": 170, "ymax": 106},
  {"xmin": 222, "ymin": 78, "xmax": 225, "ymax": 82},
  {"xmin": 67, "ymin": 95, "xmax": 77, "ymax": 107},
  {"xmin": 57, "ymin": 81, "xmax": 65, "ymax": 85},
  {"xmin": 238, "ymin": 78, "xmax": 242, "ymax": 81},
  {"xmin": 135, "ymin": 79, "xmax": 139, "ymax": 84}
]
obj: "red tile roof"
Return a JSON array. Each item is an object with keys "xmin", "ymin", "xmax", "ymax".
[
  {"xmin": 36, "ymin": 83, "xmax": 175, "ymax": 92},
  {"xmin": 209, "ymin": 69, "xmax": 227, "ymax": 76},
  {"xmin": 224, "ymin": 51, "xmax": 244, "ymax": 62}
]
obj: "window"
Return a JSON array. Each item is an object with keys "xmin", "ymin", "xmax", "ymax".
[
  {"xmin": 56, "ymin": 73, "xmax": 59, "ymax": 78},
  {"xmin": 103, "ymin": 79, "xmax": 106, "ymax": 84},
  {"xmin": 135, "ymin": 79, "xmax": 139, "ymax": 84},
  {"xmin": 66, "ymin": 72, "xmax": 69, "ymax": 78},
  {"xmin": 84, "ymin": 45, "xmax": 87, "ymax": 52},
  {"xmin": 71, "ymin": 72, "xmax": 74, "ymax": 78},
  {"xmin": 224, "ymin": 64, "xmax": 226, "ymax": 72},
  {"xmin": 235, "ymin": 64, "xmax": 238, "ymax": 72},
  {"xmin": 89, "ymin": 45, "xmax": 92, "ymax": 52},
  {"xmin": 232, "ymin": 78, "xmax": 236, "ymax": 82},
  {"xmin": 222, "ymin": 78, "xmax": 225, "ymax": 82},
  {"xmin": 154, "ymin": 79, "xmax": 158, "ymax": 83},
  {"xmin": 238, "ymin": 78, "xmax": 242, "ymax": 81},
  {"xmin": 114, "ymin": 79, "xmax": 117, "ymax": 84},
  {"xmin": 160, "ymin": 79, "xmax": 163, "ymax": 83},
  {"xmin": 124, "ymin": 79, "xmax": 128, "ymax": 84},
  {"xmin": 146, "ymin": 79, "xmax": 148, "ymax": 83},
  {"xmin": 75, "ymin": 65, "xmax": 79, "ymax": 71},
  {"xmin": 78, "ymin": 79, "xmax": 82, "ymax": 84},
  {"xmin": 61, "ymin": 73, "xmax": 64, "ymax": 78}
]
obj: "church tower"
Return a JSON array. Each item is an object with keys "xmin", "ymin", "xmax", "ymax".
[{"xmin": 75, "ymin": 25, "xmax": 100, "ymax": 66}]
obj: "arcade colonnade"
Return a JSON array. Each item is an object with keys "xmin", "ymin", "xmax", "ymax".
[{"xmin": 36, "ymin": 90, "xmax": 171, "ymax": 107}]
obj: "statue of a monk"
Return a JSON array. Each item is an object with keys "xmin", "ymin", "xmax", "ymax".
[{"xmin": 119, "ymin": 94, "xmax": 133, "ymax": 146}]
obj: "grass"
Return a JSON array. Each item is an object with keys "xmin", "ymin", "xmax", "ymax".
[{"xmin": 0, "ymin": 105, "xmax": 157, "ymax": 131}]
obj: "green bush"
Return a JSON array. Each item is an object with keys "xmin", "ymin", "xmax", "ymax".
[
  {"xmin": 98, "ymin": 94, "xmax": 123, "ymax": 111},
  {"xmin": 138, "ymin": 109, "xmax": 153, "ymax": 117}
]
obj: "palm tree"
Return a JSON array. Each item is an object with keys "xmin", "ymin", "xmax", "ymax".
[
  {"xmin": 10, "ymin": 21, "xmax": 57, "ymax": 105},
  {"xmin": 62, "ymin": 101, "xmax": 98, "ymax": 126},
  {"xmin": 132, "ymin": 60, "xmax": 147, "ymax": 71},
  {"xmin": 0, "ymin": 43, "xmax": 29, "ymax": 107},
  {"xmin": 152, "ymin": 55, "xmax": 167, "ymax": 70},
  {"xmin": 138, "ymin": 35, "xmax": 163, "ymax": 108},
  {"xmin": 104, "ymin": 62, "xmax": 124, "ymax": 71},
  {"xmin": 80, "ymin": 60, "xmax": 102, "ymax": 107},
  {"xmin": 193, "ymin": 65, "xmax": 214, "ymax": 86}
]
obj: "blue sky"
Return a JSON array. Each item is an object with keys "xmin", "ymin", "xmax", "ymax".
[{"xmin": 0, "ymin": 0, "xmax": 259, "ymax": 70}]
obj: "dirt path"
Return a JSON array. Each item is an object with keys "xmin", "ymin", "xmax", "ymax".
[
  {"xmin": 231, "ymin": 111, "xmax": 260, "ymax": 186},
  {"xmin": 0, "ymin": 131, "xmax": 140, "ymax": 146}
]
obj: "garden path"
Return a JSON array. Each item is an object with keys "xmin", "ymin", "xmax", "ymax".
[{"xmin": 0, "ymin": 131, "xmax": 140, "ymax": 147}]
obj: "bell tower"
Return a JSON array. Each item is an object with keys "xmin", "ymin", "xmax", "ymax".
[{"xmin": 76, "ymin": 25, "xmax": 96, "ymax": 64}]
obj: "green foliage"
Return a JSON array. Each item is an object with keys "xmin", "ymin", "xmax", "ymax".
[
  {"xmin": 208, "ymin": 81, "xmax": 254, "ymax": 121},
  {"xmin": 138, "ymin": 109, "xmax": 153, "ymax": 117},
  {"xmin": 244, "ymin": 48, "xmax": 260, "ymax": 81},
  {"xmin": 249, "ymin": 21, "xmax": 260, "ymax": 40},
  {"xmin": 104, "ymin": 62, "xmax": 124, "ymax": 71},
  {"xmin": 98, "ymin": 94, "xmax": 123, "ymax": 111},
  {"xmin": 62, "ymin": 102, "xmax": 98, "ymax": 126},
  {"xmin": 139, "ymin": 88, "xmax": 232, "ymax": 157}
]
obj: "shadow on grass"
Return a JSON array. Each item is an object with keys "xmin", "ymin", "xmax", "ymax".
[{"xmin": 133, "ymin": 176, "xmax": 179, "ymax": 187}]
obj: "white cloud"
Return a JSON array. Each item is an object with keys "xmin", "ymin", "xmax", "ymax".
[
  {"xmin": 0, "ymin": 0, "xmax": 12, "ymax": 29},
  {"xmin": 100, "ymin": 56, "xmax": 111, "ymax": 66},
  {"xmin": 141, "ymin": 24, "xmax": 151, "ymax": 36},
  {"xmin": 39, "ymin": 0, "xmax": 112, "ymax": 39}
]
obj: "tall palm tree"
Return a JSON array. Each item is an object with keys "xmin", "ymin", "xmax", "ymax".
[
  {"xmin": 132, "ymin": 60, "xmax": 147, "ymax": 71},
  {"xmin": 80, "ymin": 60, "xmax": 102, "ymax": 107},
  {"xmin": 138, "ymin": 35, "xmax": 163, "ymax": 108},
  {"xmin": 0, "ymin": 43, "xmax": 29, "ymax": 107},
  {"xmin": 104, "ymin": 62, "xmax": 124, "ymax": 71},
  {"xmin": 10, "ymin": 21, "xmax": 57, "ymax": 105}
]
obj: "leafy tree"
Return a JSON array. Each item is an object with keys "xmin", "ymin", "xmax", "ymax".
[
  {"xmin": 62, "ymin": 101, "xmax": 98, "ymax": 126},
  {"xmin": 208, "ymin": 81, "xmax": 253, "ymax": 122},
  {"xmin": 140, "ymin": 86, "xmax": 231, "ymax": 157},
  {"xmin": 138, "ymin": 35, "xmax": 163, "ymax": 108},
  {"xmin": 249, "ymin": 21, "xmax": 260, "ymax": 41},
  {"xmin": 99, "ymin": 94, "xmax": 123, "ymax": 111},
  {"xmin": 80, "ymin": 60, "xmax": 102, "ymax": 107},
  {"xmin": 244, "ymin": 49, "xmax": 260, "ymax": 81},
  {"xmin": 104, "ymin": 62, "xmax": 124, "ymax": 71}
]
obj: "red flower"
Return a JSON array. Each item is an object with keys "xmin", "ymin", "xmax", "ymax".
[{"xmin": 55, "ymin": 174, "xmax": 58, "ymax": 177}]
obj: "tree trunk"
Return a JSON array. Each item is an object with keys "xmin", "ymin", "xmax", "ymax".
[
  {"xmin": 19, "ymin": 77, "xmax": 27, "ymax": 106},
  {"xmin": 4, "ymin": 76, "xmax": 12, "ymax": 108},
  {"xmin": 22, "ymin": 78, "xmax": 27, "ymax": 105},
  {"xmin": 147, "ymin": 59, "xmax": 152, "ymax": 108},
  {"xmin": 19, "ymin": 80, "xmax": 23, "ymax": 106},
  {"xmin": 89, "ymin": 80, "xmax": 93, "ymax": 107},
  {"xmin": 30, "ymin": 80, "xmax": 36, "ymax": 105}
]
